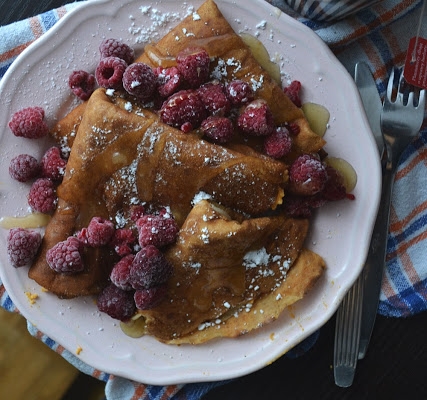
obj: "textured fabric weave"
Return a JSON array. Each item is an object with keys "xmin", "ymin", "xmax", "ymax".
[{"xmin": 1, "ymin": 0, "xmax": 426, "ymax": 398}]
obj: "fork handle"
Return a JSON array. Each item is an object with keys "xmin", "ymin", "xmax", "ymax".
[{"xmin": 358, "ymin": 168, "xmax": 395, "ymax": 359}]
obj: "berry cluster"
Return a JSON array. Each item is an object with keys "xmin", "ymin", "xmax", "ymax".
[
  {"xmin": 96, "ymin": 207, "xmax": 178, "ymax": 321},
  {"xmin": 8, "ymin": 144, "xmax": 68, "ymax": 215}
]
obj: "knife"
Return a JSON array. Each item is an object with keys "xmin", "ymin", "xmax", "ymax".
[{"xmin": 354, "ymin": 62, "xmax": 385, "ymax": 359}]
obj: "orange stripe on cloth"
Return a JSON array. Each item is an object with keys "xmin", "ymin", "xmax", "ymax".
[
  {"xmin": 160, "ymin": 385, "xmax": 182, "ymax": 400},
  {"xmin": 0, "ymin": 42, "xmax": 34, "ymax": 62},
  {"xmin": 390, "ymin": 199, "xmax": 427, "ymax": 233},
  {"xmin": 395, "ymin": 147, "xmax": 427, "ymax": 181},
  {"xmin": 29, "ymin": 16, "xmax": 44, "ymax": 40},
  {"xmin": 386, "ymin": 228, "xmax": 427, "ymax": 262},
  {"xmin": 131, "ymin": 384, "xmax": 148, "ymax": 400},
  {"xmin": 56, "ymin": 6, "xmax": 68, "ymax": 19}
]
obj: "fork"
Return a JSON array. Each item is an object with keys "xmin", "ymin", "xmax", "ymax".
[{"xmin": 333, "ymin": 68, "xmax": 425, "ymax": 387}]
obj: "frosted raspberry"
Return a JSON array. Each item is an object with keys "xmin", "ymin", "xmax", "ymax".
[
  {"xmin": 99, "ymin": 38, "xmax": 135, "ymax": 65},
  {"xmin": 289, "ymin": 154, "xmax": 328, "ymax": 196},
  {"xmin": 9, "ymin": 154, "xmax": 41, "ymax": 182},
  {"xmin": 95, "ymin": 56, "xmax": 127, "ymax": 89},
  {"xmin": 110, "ymin": 228, "xmax": 136, "ymax": 256},
  {"xmin": 8, "ymin": 107, "xmax": 49, "ymax": 139},
  {"xmin": 197, "ymin": 81, "xmax": 231, "ymax": 116},
  {"xmin": 130, "ymin": 205, "xmax": 146, "ymax": 222},
  {"xmin": 7, "ymin": 228, "xmax": 42, "ymax": 268},
  {"xmin": 136, "ymin": 214, "xmax": 178, "ymax": 248},
  {"xmin": 225, "ymin": 80, "xmax": 254, "ymax": 106},
  {"xmin": 77, "ymin": 217, "xmax": 115, "ymax": 247},
  {"xmin": 176, "ymin": 47, "xmax": 210, "ymax": 88},
  {"xmin": 321, "ymin": 166, "xmax": 347, "ymax": 201},
  {"xmin": 201, "ymin": 116, "xmax": 234, "ymax": 144},
  {"xmin": 134, "ymin": 285, "xmax": 167, "ymax": 310},
  {"xmin": 68, "ymin": 70, "xmax": 96, "ymax": 100},
  {"xmin": 154, "ymin": 66, "xmax": 183, "ymax": 98},
  {"xmin": 286, "ymin": 122, "xmax": 300, "ymax": 136},
  {"xmin": 46, "ymin": 236, "xmax": 84, "ymax": 273},
  {"xmin": 159, "ymin": 89, "xmax": 206, "ymax": 131},
  {"xmin": 110, "ymin": 254, "xmax": 135, "ymax": 291},
  {"xmin": 122, "ymin": 63, "xmax": 157, "ymax": 100},
  {"xmin": 97, "ymin": 284, "xmax": 136, "ymax": 321},
  {"xmin": 237, "ymin": 99, "xmax": 275, "ymax": 136},
  {"xmin": 284, "ymin": 80, "xmax": 302, "ymax": 107},
  {"xmin": 41, "ymin": 147, "xmax": 67, "ymax": 182},
  {"xmin": 264, "ymin": 126, "xmax": 292, "ymax": 159},
  {"xmin": 28, "ymin": 178, "xmax": 57, "ymax": 213},
  {"xmin": 129, "ymin": 245, "xmax": 173, "ymax": 290}
]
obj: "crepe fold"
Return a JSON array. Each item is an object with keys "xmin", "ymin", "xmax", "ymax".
[{"xmin": 29, "ymin": 88, "xmax": 288, "ymax": 298}]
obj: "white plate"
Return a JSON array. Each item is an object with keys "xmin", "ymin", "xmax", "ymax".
[{"xmin": 0, "ymin": 0, "xmax": 381, "ymax": 385}]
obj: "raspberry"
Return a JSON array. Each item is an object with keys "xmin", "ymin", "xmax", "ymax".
[
  {"xmin": 68, "ymin": 70, "xmax": 96, "ymax": 100},
  {"xmin": 99, "ymin": 38, "xmax": 135, "ymax": 65},
  {"xmin": 264, "ymin": 126, "xmax": 292, "ymax": 159},
  {"xmin": 176, "ymin": 47, "xmax": 210, "ymax": 88},
  {"xmin": 283, "ymin": 80, "xmax": 302, "ymax": 107},
  {"xmin": 321, "ymin": 166, "xmax": 347, "ymax": 201},
  {"xmin": 225, "ymin": 80, "xmax": 254, "ymax": 106},
  {"xmin": 136, "ymin": 214, "xmax": 178, "ymax": 248},
  {"xmin": 129, "ymin": 245, "xmax": 173, "ymax": 290},
  {"xmin": 97, "ymin": 284, "xmax": 136, "ymax": 321},
  {"xmin": 286, "ymin": 122, "xmax": 300, "ymax": 136},
  {"xmin": 134, "ymin": 285, "xmax": 167, "ymax": 310},
  {"xmin": 159, "ymin": 89, "xmax": 206, "ymax": 131},
  {"xmin": 110, "ymin": 254, "xmax": 135, "ymax": 291},
  {"xmin": 28, "ymin": 178, "xmax": 57, "ymax": 213},
  {"xmin": 77, "ymin": 216, "xmax": 115, "ymax": 247},
  {"xmin": 46, "ymin": 236, "xmax": 84, "ymax": 273},
  {"xmin": 154, "ymin": 66, "xmax": 183, "ymax": 98},
  {"xmin": 41, "ymin": 147, "xmax": 67, "ymax": 182},
  {"xmin": 9, "ymin": 154, "xmax": 40, "ymax": 182},
  {"xmin": 8, "ymin": 107, "xmax": 49, "ymax": 139},
  {"xmin": 110, "ymin": 228, "xmax": 136, "ymax": 256},
  {"xmin": 7, "ymin": 228, "xmax": 42, "ymax": 268},
  {"xmin": 201, "ymin": 116, "xmax": 234, "ymax": 144},
  {"xmin": 237, "ymin": 99, "xmax": 275, "ymax": 137},
  {"xmin": 283, "ymin": 195, "xmax": 313, "ymax": 218},
  {"xmin": 289, "ymin": 154, "xmax": 328, "ymax": 196},
  {"xmin": 197, "ymin": 81, "xmax": 231, "ymax": 116},
  {"xmin": 130, "ymin": 204, "xmax": 146, "ymax": 222},
  {"xmin": 122, "ymin": 63, "xmax": 157, "ymax": 100},
  {"xmin": 95, "ymin": 56, "xmax": 127, "ymax": 89}
]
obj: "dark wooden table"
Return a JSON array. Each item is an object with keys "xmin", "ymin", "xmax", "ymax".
[{"xmin": 2, "ymin": 1, "xmax": 427, "ymax": 399}]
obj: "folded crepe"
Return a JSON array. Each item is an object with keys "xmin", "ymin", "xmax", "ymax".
[
  {"xmin": 29, "ymin": 88, "xmax": 288, "ymax": 298},
  {"xmin": 130, "ymin": 199, "xmax": 325, "ymax": 344}
]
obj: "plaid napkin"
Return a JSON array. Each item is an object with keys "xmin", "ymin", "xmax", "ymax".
[{"xmin": 1, "ymin": 0, "xmax": 426, "ymax": 399}]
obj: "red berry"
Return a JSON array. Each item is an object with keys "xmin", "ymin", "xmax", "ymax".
[
  {"xmin": 321, "ymin": 166, "xmax": 347, "ymax": 201},
  {"xmin": 7, "ymin": 228, "xmax": 42, "ymax": 268},
  {"xmin": 28, "ymin": 178, "xmax": 57, "ymax": 213},
  {"xmin": 237, "ymin": 99, "xmax": 275, "ymax": 136},
  {"xmin": 283, "ymin": 195, "xmax": 313, "ymax": 218},
  {"xmin": 95, "ymin": 56, "xmax": 127, "ymax": 89},
  {"xmin": 201, "ymin": 116, "xmax": 234, "ymax": 144},
  {"xmin": 41, "ymin": 147, "xmax": 67, "ymax": 182},
  {"xmin": 134, "ymin": 285, "xmax": 167, "ymax": 310},
  {"xmin": 286, "ymin": 122, "xmax": 300, "ymax": 136},
  {"xmin": 97, "ymin": 284, "xmax": 136, "ymax": 321},
  {"xmin": 46, "ymin": 236, "xmax": 84, "ymax": 273},
  {"xmin": 197, "ymin": 81, "xmax": 231, "ymax": 116},
  {"xmin": 110, "ymin": 228, "xmax": 136, "ymax": 256},
  {"xmin": 8, "ymin": 107, "xmax": 49, "ymax": 139},
  {"xmin": 176, "ymin": 47, "xmax": 210, "ymax": 88},
  {"xmin": 136, "ymin": 214, "xmax": 178, "ymax": 248},
  {"xmin": 99, "ymin": 38, "xmax": 135, "ymax": 65},
  {"xmin": 225, "ymin": 80, "xmax": 254, "ymax": 106},
  {"xmin": 110, "ymin": 254, "xmax": 135, "ymax": 291},
  {"xmin": 122, "ymin": 63, "xmax": 157, "ymax": 100},
  {"xmin": 77, "ymin": 216, "xmax": 115, "ymax": 247},
  {"xmin": 159, "ymin": 89, "xmax": 206, "ymax": 131},
  {"xmin": 284, "ymin": 80, "xmax": 302, "ymax": 107},
  {"xmin": 264, "ymin": 126, "xmax": 292, "ymax": 159},
  {"xmin": 154, "ymin": 66, "xmax": 183, "ymax": 98},
  {"xmin": 129, "ymin": 245, "xmax": 173, "ymax": 290},
  {"xmin": 68, "ymin": 70, "xmax": 96, "ymax": 100},
  {"xmin": 9, "ymin": 154, "xmax": 40, "ymax": 182},
  {"xmin": 289, "ymin": 154, "xmax": 328, "ymax": 196}
]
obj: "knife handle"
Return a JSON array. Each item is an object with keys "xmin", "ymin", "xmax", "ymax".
[{"xmin": 358, "ymin": 168, "xmax": 395, "ymax": 359}]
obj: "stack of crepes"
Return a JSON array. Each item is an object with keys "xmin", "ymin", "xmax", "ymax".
[{"xmin": 28, "ymin": 0, "xmax": 327, "ymax": 344}]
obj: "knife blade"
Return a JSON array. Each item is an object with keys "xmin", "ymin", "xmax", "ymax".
[{"xmin": 354, "ymin": 62, "xmax": 385, "ymax": 359}]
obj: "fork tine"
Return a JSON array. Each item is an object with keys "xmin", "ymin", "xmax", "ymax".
[{"xmin": 386, "ymin": 68, "xmax": 395, "ymax": 101}]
